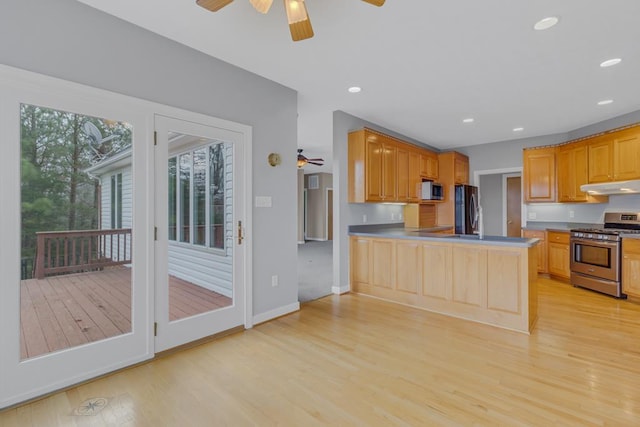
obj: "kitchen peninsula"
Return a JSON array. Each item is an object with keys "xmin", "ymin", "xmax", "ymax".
[{"xmin": 349, "ymin": 225, "xmax": 539, "ymax": 333}]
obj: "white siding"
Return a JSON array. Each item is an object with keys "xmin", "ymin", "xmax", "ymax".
[
  {"xmin": 167, "ymin": 142, "xmax": 234, "ymax": 296},
  {"xmin": 99, "ymin": 166, "xmax": 132, "ymax": 262}
]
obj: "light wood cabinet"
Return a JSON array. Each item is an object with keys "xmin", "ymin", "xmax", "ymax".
[
  {"xmin": 522, "ymin": 229, "xmax": 547, "ymax": 274},
  {"xmin": 348, "ymin": 128, "xmax": 438, "ymax": 203},
  {"xmin": 349, "ymin": 235, "xmax": 537, "ymax": 333},
  {"xmin": 523, "ymin": 147, "xmax": 556, "ymax": 203},
  {"xmin": 557, "ymin": 142, "xmax": 589, "ymax": 202},
  {"xmin": 547, "ymin": 231, "xmax": 570, "ymax": 280},
  {"xmin": 420, "ymin": 151, "xmax": 439, "ymax": 180},
  {"xmin": 622, "ymin": 238, "xmax": 640, "ymax": 298},
  {"xmin": 453, "ymin": 153, "xmax": 469, "ymax": 185},
  {"xmin": 588, "ymin": 126, "xmax": 640, "ymax": 183},
  {"xmin": 436, "ymin": 151, "xmax": 469, "ymax": 227},
  {"xmin": 398, "ymin": 148, "xmax": 421, "ymax": 202}
]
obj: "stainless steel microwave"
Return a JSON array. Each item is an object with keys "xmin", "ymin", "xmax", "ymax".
[{"xmin": 421, "ymin": 181, "xmax": 444, "ymax": 200}]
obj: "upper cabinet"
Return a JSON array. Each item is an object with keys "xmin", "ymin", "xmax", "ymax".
[
  {"xmin": 588, "ymin": 126, "xmax": 640, "ymax": 183},
  {"xmin": 453, "ymin": 152, "xmax": 469, "ymax": 184},
  {"xmin": 557, "ymin": 142, "xmax": 588, "ymax": 202},
  {"xmin": 523, "ymin": 147, "xmax": 556, "ymax": 203},
  {"xmin": 419, "ymin": 151, "xmax": 439, "ymax": 180},
  {"xmin": 436, "ymin": 151, "xmax": 469, "ymax": 226},
  {"xmin": 348, "ymin": 128, "xmax": 438, "ymax": 203}
]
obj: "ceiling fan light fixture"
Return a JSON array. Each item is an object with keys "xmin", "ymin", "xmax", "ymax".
[
  {"xmin": 362, "ymin": 0, "xmax": 386, "ymax": 6},
  {"xmin": 250, "ymin": 0, "xmax": 273, "ymax": 14},
  {"xmin": 195, "ymin": 0, "xmax": 234, "ymax": 12},
  {"xmin": 285, "ymin": 0, "xmax": 314, "ymax": 41}
]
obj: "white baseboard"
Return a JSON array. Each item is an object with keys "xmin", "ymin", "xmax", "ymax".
[
  {"xmin": 297, "ymin": 240, "xmax": 306, "ymax": 244},
  {"xmin": 332, "ymin": 285, "xmax": 350, "ymax": 295},
  {"xmin": 252, "ymin": 302, "xmax": 300, "ymax": 325}
]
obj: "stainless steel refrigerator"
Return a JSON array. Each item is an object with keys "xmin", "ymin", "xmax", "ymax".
[{"xmin": 455, "ymin": 184, "xmax": 479, "ymax": 234}]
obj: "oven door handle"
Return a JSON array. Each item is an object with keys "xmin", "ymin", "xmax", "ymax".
[{"xmin": 571, "ymin": 238, "xmax": 620, "ymax": 248}]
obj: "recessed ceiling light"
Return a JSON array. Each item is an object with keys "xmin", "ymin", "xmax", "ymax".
[
  {"xmin": 597, "ymin": 99, "xmax": 613, "ymax": 106},
  {"xmin": 534, "ymin": 16, "xmax": 559, "ymax": 31},
  {"xmin": 348, "ymin": 86, "xmax": 362, "ymax": 93},
  {"xmin": 462, "ymin": 118, "xmax": 474, "ymax": 123},
  {"xmin": 513, "ymin": 127, "xmax": 524, "ymax": 132},
  {"xmin": 600, "ymin": 58, "xmax": 622, "ymax": 68}
]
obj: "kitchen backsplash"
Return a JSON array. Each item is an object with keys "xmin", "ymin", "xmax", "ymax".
[{"xmin": 526, "ymin": 194, "xmax": 640, "ymax": 224}]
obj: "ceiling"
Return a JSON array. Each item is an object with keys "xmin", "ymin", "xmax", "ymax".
[{"xmin": 76, "ymin": 0, "xmax": 640, "ymax": 173}]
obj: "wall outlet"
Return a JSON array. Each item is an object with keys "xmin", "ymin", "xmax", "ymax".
[
  {"xmin": 363, "ymin": 214, "xmax": 367, "ymax": 223},
  {"xmin": 391, "ymin": 213, "xmax": 397, "ymax": 220},
  {"xmin": 528, "ymin": 212, "xmax": 537, "ymax": 220},
  {"xmin": 569, "ymin": 210, "xmax": 575, "ymax": 219},
  {"xmin": 399, "ymin": 213, "xmax": 403, "ymax": 221},
  {"xmin": 271, "ymin": 275, "xmax": 278, "ymax": 287}
]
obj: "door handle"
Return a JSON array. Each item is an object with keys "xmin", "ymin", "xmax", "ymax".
[{"xmin": 238, "ymin": 220, "xmax": 244, "ymax": 245}]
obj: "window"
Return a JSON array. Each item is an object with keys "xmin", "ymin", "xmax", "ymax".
[
  {"xmin": 110, "ymin": 173, "xmax": 123, "ymax": 229},
  {"xmin": 169, "ymin": 143, "xmax": 226, "ymax": 250}
]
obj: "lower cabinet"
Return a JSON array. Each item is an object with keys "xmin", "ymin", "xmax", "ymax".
[
  {"xmin": 622, "ymin": 238, "xmax": 640, "ymax": 298},
  {"xmin": 522, "ymin": 229, "xmax": 548, "ymax": 273},
  {"xmin": 547, "ymin": 231, "xmax": 570, "ymax": 279},
  {"xmin": 349, "ymin": 236, "xmax": 537, "ymax": 333}
]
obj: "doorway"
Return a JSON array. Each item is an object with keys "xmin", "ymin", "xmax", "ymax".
[
  {"xmin": 154, "ymin": 115, "xmax": 247, "ymax": 352},
  {"xmin": 505, "ymin": 175, "xmax": 522, "ymax": 237}
]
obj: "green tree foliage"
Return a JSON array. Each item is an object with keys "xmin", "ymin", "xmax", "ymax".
[{"xmin": 20, "ymin": 104, "xmax": 132, "ymax": 262}]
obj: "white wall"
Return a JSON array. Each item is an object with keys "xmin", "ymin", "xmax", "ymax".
[{"xmin": 0, "ymin": 0, "xmax": 298, "ymax": 318}]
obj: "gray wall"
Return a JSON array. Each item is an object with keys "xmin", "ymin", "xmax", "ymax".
[
  {"xmin": 332, "ymin": 110, "xmax": 438, "ymax": 292},
  {"xmin": 0, "ymin": 0, "xmax": 298, "ymax": 317},
  {"xmin": 304, "ymin": 173, "xmax": 332, "ymax": 240},
  {"xmin": 457, "ymin": 110, "xmax": 640, "ymax": 224}
]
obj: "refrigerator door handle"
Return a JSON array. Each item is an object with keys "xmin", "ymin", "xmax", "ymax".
[{"xmin": 469, "ymin": 193, "xmax": 478, "ymax": 229}]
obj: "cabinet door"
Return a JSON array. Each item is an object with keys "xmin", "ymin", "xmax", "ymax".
[
  {"xmin": 613, "ymin": 128, "xmax": 640, "ymax": 181},
  {"xmin": 587, "ymin": 137, "xmax": 612, "ymax": 183},
  {"xmin": 622, "ymin": 239, "xmax": 640, "ymax": 298},
  {"xmin": 547, "ymin": 232, "xmax": 570, "ymax": 279},
  {"xmin": 523, "ymin": 147, "xmax": 556, "ymax": 202},
  {"xmin": 453, "ymin": 153, "xmax": 469, "ymax": 185},
  {"xmin": 522, "ymin": 229, "xmax": 547, "ymax": 273},
  {"xmin": 556, "ymin": 148, "xmax": 572, "ymax": 202},
  {"xmin": 397, "ymin": 148, "xmax": 409, "ymax": 202},
  {"xmin": 420, "ymin": 151, "xmax": 439, "ymax": 180},
  {"xmin": 350, "ymin": 237, "xmax": 371, "ymax": 287},
  {"xmin": 371, "ymin": 239, "xmax": 394, "ymax": 289},
  {"xmin": 407, "ymin": 151, "xmax": 421, "ymax": 202},
  {"xmin": 365, "ymin": 138, "xmax": 384, "ymax": 201},
  {"xmin": 382, "ymin": 142, "xmax": 398, "ymax": 201},
  {"xmin": 557, "ymin": 143, "xmax": 588, "ymax": 202}
]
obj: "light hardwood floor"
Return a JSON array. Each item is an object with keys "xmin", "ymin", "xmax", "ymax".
[{"xmin": 3, "ymin": 277, "xmax": 640, "ymax": 425}]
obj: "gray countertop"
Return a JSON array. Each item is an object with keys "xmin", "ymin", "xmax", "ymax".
[{"xmin": 349, "ymin": 224, "xmax": 538, "ymax": 248}]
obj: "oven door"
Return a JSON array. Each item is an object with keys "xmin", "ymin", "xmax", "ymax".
[{"xmin": 570, "ymin": 238, "xmax": 619, "ymax": 281}]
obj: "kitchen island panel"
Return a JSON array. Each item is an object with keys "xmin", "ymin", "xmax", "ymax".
[
  {"xmin": 420, "ymin": 242, "xmax": 452, "ymax": 300},
  {"xmin": 349, "ymin": 236, "xmax": 537, "ymax": 333},
  {"xmin": 452, "ymin": 245, "xmax": 487, "ymax": 307},
  {"xmin": 487, "ymin": 250, "xmax": 522, "ymax": 314}
]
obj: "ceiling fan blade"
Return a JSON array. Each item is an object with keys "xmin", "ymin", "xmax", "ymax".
[
  {"xmin": 306, "ymin": 158, "xmax": 324, "ymax": 162},
  {"xmin": 196, "ymin": 0, "xmax": 234, "ymax": 12},
  {"xmin": 307, "ymin": 161, "xmax": 324, "ymax": 166},
  {"xmin": 250, "ymin": 0, "xmax": 273, "ymax": 13},
  {"xmin": 361, "ymin": 0, "xmax": 385, "ymax": 6},
  {"xmin": 284, "ymin": 0, "xmax": 314, "ymax": 41}
]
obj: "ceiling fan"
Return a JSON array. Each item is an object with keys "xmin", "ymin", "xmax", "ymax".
[
  {"xmin": 297, "ymin": 149, "xmax": 324, "ymax": 168},
  {"xmin": 196, "ymin": 0, "xmax": 386, "ymax": 42}
]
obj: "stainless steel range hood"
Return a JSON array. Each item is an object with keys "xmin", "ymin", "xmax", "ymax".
[{"xmin": 580, "ymin": 179, "xmax": 640, "ymax": 195}]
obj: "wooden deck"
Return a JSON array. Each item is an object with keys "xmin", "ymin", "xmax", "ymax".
[{"xmin": 20, "ymin": 268, "xmax": 231, "ymax": 359}]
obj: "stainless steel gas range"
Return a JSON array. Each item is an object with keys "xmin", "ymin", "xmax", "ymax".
[{"xmin": 570, "ymin": 212, "xmax": 640, "ymax": 298}]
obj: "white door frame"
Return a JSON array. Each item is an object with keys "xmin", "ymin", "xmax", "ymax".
[
  {"xmin": 153, "ymin": 113, "xmax": 252, "ymax": 352},
  {"xmin": 0, "ymin": 64, "xmax": 253, "ymax": 408}
]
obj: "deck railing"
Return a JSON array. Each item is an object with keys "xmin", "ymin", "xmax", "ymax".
[{"xmin": 33, "ymin": 228, "xmax": 132, "ymax": 279}]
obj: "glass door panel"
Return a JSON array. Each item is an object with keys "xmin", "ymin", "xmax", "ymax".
[
  {"xmin": 19, "ymin": 104, "xmax": 133, "ymax": 360},
  {"xmin": 154, "ymin": 115, "xmax": 245, "ymax": 352}
]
